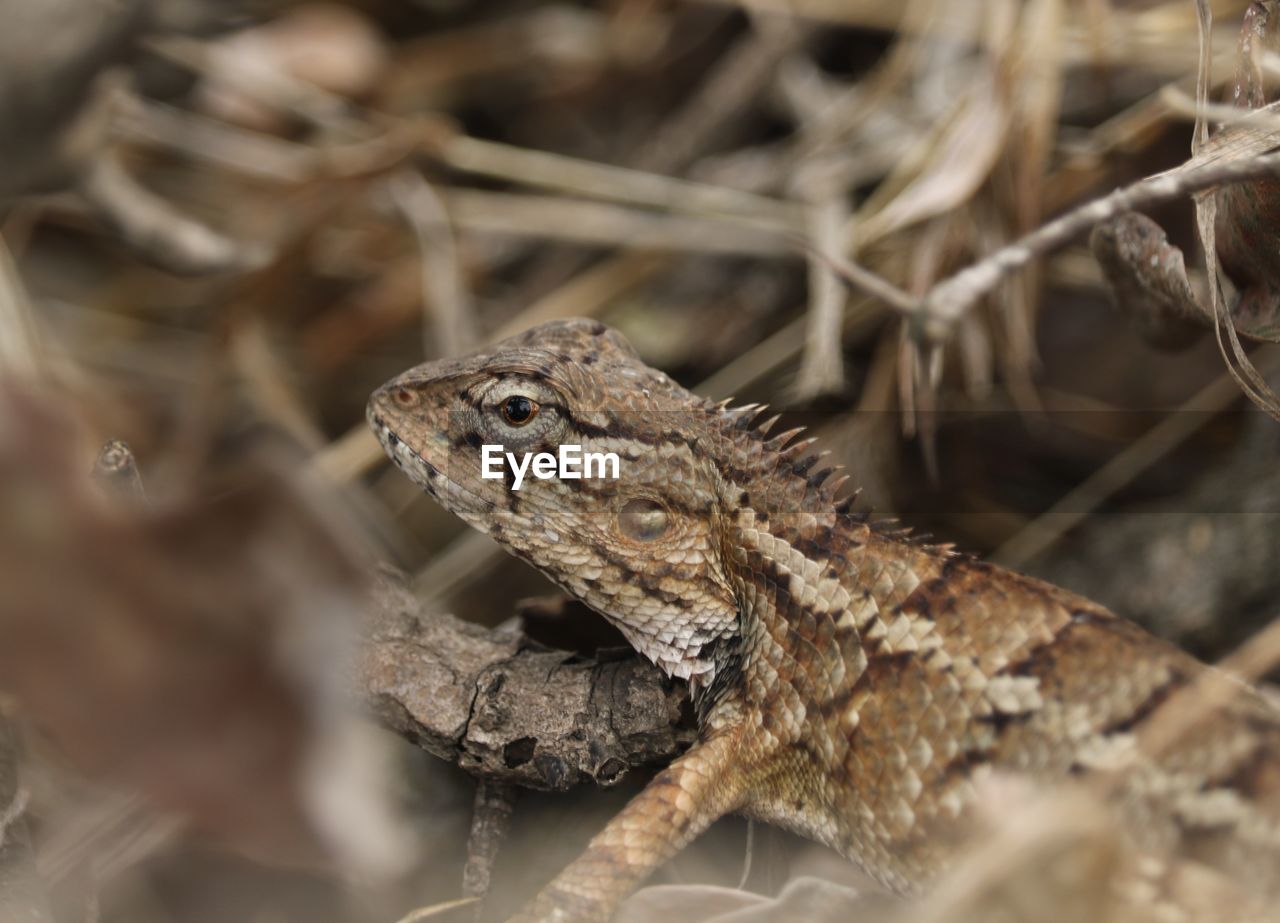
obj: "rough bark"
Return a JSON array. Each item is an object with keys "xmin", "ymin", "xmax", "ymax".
[{"xmin": 357, "ymin": 565, "xmax": 695, "ymax": 793}]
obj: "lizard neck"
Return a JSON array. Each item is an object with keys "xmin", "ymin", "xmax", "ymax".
[
  {"xmin": 689, "ymin": 462, "xmax": 855, "ymax": 722},
  {"xmin": 699, "ymin": 462, "xmax": 934, "ymax": 735}
]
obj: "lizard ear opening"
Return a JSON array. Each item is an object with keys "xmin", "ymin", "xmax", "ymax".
[{"xmin": 618, "ymin": 498, "xmax": 670, "ymax": 542}]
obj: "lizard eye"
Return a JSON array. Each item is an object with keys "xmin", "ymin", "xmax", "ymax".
[{"xmin": 500, "ymin": 395, "xmax": 539, "ymax": 426}]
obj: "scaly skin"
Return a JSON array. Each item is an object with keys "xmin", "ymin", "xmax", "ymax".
[{"xmin": 368, "ymin": 319, "xmax": 1280, "ymax": 921}]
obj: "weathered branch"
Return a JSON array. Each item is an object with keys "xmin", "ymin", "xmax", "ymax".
[
  {"xmin": 823, "ymin": 149, "xmax": 1280, "ymax": 340},
  {"xmin": 931, "ymin": 150, "xmax": 1280, "ymax": 332},
  {"xmin": 1088, "ymin": 213, "xmax": 1206, "ymax": 350},
  {"xmin": 357, "ymin": 566, "xmax": 694, "ymax": 792}
]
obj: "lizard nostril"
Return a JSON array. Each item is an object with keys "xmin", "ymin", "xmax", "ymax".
[{"xmin": 392, "ymin": 387, "xmax": 418, "ymax": 408}]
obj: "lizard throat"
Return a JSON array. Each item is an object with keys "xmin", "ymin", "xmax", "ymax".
[{"xmin": 590, "ymin": 603, "xmax": 740, "ymax": 689}]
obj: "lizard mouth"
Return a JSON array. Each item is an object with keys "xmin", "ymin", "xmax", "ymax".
[
  {"xmin": 367, "ymin": 409, "xmax": 445, "ymax": 498},
  {"xmin": 366, "ymin": 407, "xmax": 498, "ymax": 528}
]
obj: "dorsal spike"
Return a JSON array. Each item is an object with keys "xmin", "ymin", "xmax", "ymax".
[
  {"xmin": 825, "ymin": 473, "xmax": 851, "ymax": 498},
  {"xmin": 729, "ymin": 403, "xmax": 764, "ymax": 429},
  {"xmin": 791, "ymin": 454, "xmax": 820, "ymax": 477},
  {"xmin": 806, "ymin": 467, "xmax": 833, "ymax": 490},
  {"xmin": 781, "ymin": 436, "xmax": 821, "ymax": 460},
  {"xmin": 834, "ymin": 486, "xmax": 863, "ymax": 516},
  {"xmin": 870, "ymin": 518, "xmax": 911, "ymax": 539},
  {"xmin": 765, "ymin": 427, "xmax": 806, "ymax": 452},
  {"xmin": 756, "ymin": 413, "xmax": 782, "ymax": 437}
]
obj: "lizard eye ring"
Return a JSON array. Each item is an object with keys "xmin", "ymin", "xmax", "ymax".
[{"xmin": 501, "ymin": 395, "xmax": 540, "ymax": 426}]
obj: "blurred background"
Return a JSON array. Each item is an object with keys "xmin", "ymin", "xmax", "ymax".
[{"xmin": 1, "ymin": 0, "xmax": 1278, "ymax": 920}]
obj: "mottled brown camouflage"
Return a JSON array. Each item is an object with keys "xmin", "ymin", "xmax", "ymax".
[{"xmin": 369, "ymin": 319, "xmax": 1280, "ymax": 922}]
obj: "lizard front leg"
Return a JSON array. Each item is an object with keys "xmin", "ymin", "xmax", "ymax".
[{"xmin": 510, "ymin": 729, "xmax": 747, "ymax": 923}]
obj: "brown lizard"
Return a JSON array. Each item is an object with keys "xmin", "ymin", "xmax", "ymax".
[{"xmin": 368, "ymin": 318, "xmax": 1280, "ymax": 921}]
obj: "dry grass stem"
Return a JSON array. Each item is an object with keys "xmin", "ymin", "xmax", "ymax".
[{"xmin": 389, "ymin": 170, "xmax": 477, "ymax": 358}]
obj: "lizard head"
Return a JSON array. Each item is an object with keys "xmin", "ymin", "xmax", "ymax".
[{"xmin": 367, "ymin": 318, "xmax": 742, "ymax": 684}]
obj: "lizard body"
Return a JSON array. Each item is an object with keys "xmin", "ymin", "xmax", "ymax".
[{"xmin": 368, "ymin": 319, "xmax": 1280, "ymax": 921}]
